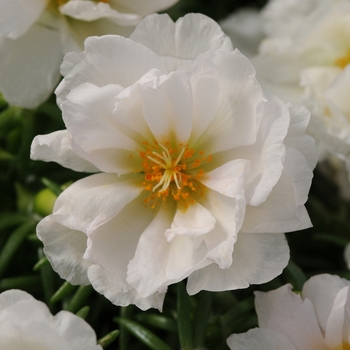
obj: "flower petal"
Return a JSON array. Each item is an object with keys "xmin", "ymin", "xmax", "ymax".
[
  {"xmin": 227, "ymin": 328, "xmax": 297, "ymax": 350},
  {"xmin": 241, "ymin": 153, "xmax": 312, "ymax": 234},
  {"xmin": 37, "ymin": 216, "xmax": 91, "ymax": 285},
  {"xmin": 56, "ymin": 35, "xmax": 167, "ymax": 105},
  {"xmin": 61, "ymin": 83, "xmax": 144, "ymax": 174},
  {"xmin": 0, "ymin": 0, "xmax": 47, "ymax": 39},
  {"xmin": 302, "ymin": 274, "xmax": 350, "ymax": 333},
  {"xmin": 140, "ymin": 70, "xmax": 193, "ymax": 145},
  {"xmin": 85, "ymin": 195, "xmax": 165, "ymax": 310},
  {"xmin": 31, "ymin": 130, "xmax": 99, "ymax": 173},
  {"xmin": 52, "ymin": 173, "xmax": 144, "ymax": 234},
  {"xmin": 255, "ymin": 284, "xmax": 328, "ymax": 350},
  {"xmin": 88, "ymin": 265, "xmax": 166, "ymax": 311},
  {"xmin": 130, "ymin": 13, "xmax": 232, "ymax": 71},
  {"xmin": 324, "ymin": 286, "xmax": 350, "ymax": 348},
  {"xmin": 0, "ymin": 23, "xmax": 63, "ymax": 108},
  {"xmin": 190, "ymin": 50, "xmax": 265, "ymax": 153},
  {"xmin": 186, "ymin": 232, "xmax": 289, "ymax": 294},
  {"xmin": 127, "ymin": 202, "xmax": 209, "ymax": 298},
  {"xmin": 202, "ymin": 159, "xmax": 250, "ymax": 198},
  {"xmin": 164, "ymin": 201, "xmax": 216, "ymax": 242},
  {"xmin": 198, "ymin": 190, "xmax": 246, "ymax": 269},
  {"xmin": 60, "ymin": 1, "xmax": 140, "ymax": 25}
]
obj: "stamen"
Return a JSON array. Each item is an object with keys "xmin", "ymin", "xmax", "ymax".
[{"xmin": 140, "ymin": 142, "xmax": 211, "ymax": 207}]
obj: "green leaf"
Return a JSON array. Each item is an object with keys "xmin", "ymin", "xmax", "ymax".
[
  {"xmin": 115, "ymin": 317, "xmax": 172, "ymax": 350},
  {"xmin": 177, "ymin": 282, "xmax": 194, "ymax": 350},
  {"xmin": 15, "ymin": 182, "xmax": 34, "ymax": 214},
  {"xmin": 135, "ymin": 313, "xmax": 177, "ymax": 332},
  {"xmin": 33, "ymin": 256, "xmax": 49, "ymax": 271},
  {"xmin": 38, "ymin": 248, "xmax": 55, "ymax": 308},
  {"xmin": 220, "ymin": 296, "xmax": 255, "ymax": 329},
  {"xmin": 119, "ymin": 306, "xmax": 134, "ymax": 350},
  {"xmin": 76, "ymin": 306, "xmax": 90, "ymax": 320},
  {"xmin": 65, "ymin": 285, "xmax": 93, "ymax": 313},
  {"xmin": 50, "ymin": 281, "xmax": 77, "ymax": 304},
  {"xmin": 283, "ymin": 260, "xmax": 307, "ymax": 291},
  {"xmin": 0, "ymin": 220, "xmax": 37, "ymax": 278},
  {"xmin": 0, "ymin": 275, "xmax": 41, "ymax": 291},
  {"xmin": 0, "ymin": 106, "xmax": 21, "ymax": 139},
  {"xmin": 193, "ymin": 291, "xmax": 212, "ymax": 348},
  {"xmin": 97, "ymin": 330, "xmax": 120, "ymax": 348},
  {"xmin": 0, "ymin": 213, "xmax": 26, "ymax": 232},
  {"xmin": 41, "ymin": 177, "xmax": 63, "ymax": 197}
]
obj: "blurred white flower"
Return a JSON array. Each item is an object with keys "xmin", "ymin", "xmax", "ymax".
[
  {"xmin": 31, "ymin": 14, "xmax": 317, "ymax": 311},
  {"xmin": 253, "ymin": 0, "xmax": 350, "ymax": 169},
  {"xmin": 0, "ymin": 289, "xmax": 101, "ymax": 350},
  {"xmin": 0, "ymin": 0, "xmax": 179, "ymax": 109},
  {"xmin": 219, "ymin": 8, "xmax": 264, "ymax": 58},
  {"xmin": 228, "ymin": 274, "xmax": 350, "ymax": 350}
]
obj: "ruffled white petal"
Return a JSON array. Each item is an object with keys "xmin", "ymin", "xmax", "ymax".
[
  {"xmin": 127, "ymin": 202, "xmax": 210, "ymax": 298},
  {"xmin": 227, "ymin": 328, "xmax": 297, "ymax": 350},
  {"xmin": 31, "ymin": 130, "xmax": 99, "ymax": 173},
  {"xmin": 190, "ymin": 50, "xmax": 265, "ymax": 154},
  {"xmin": 86, "ymin": 195, "xmax": 166, "ymax": 310},
  {"xmin": 52, "ymin": 173, "xmax": 144, "ymax": 234},
  {"xmin": 56, "ymin": 35, "xmax": 167, "ymax": 105},
  {"xmin": 202, "ymin": 159, "xmax": 250, "ymax": 199},
  {"xmin": 61, "ymin": 82, "xmax": 145, "ymax": 173},
  {"xmin": 164, "ymin": 201, "xmax": 216, "ymax": 242},
  {"xmin": 36, "ymin": 216, "xmax": 91, "ymax": 285},
  {"xmin": 60, "ymin": 1, "xmax": 140, "ymax": 25},
  {"xmin": 186, "ymin": 232, "xmax": 289, "ymax": 294},
  {"xmin": 130, "ymin": 13, "xmax": 232, "ymax": 71},
  {"xmin": 140, "ymin": 70, "xmax": 193, "ymax": 145},
  {"xmin": 88, "ymin": 265, "xmax": 166, "ymax": 311}
]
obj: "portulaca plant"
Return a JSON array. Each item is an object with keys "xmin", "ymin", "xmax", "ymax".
[
  {"xmin": 228, "ymin": 274, "xmax": 350, "ymax": 350},
  {"xmin": 0, "ymin": 0, "xmax": 178, "ymax": 109},
  {"xmin": 30, "ymin": 13, "xmax": 317, "ymax": 311},
  {"xmin": 0, "ymin": 289, "xmax": 101, "ymax": 349}
]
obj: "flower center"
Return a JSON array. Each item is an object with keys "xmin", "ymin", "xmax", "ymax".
[
  {"xmin": 139, "ymin": 142, "xmax": 212, "ymax": 208},
  {"xmin": 335, "ymin": 50, "xmax": 350, "ymax": 69}
]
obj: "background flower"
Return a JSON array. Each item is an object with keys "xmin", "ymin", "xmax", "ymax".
[
  {"xmin": 251, "ymin": 0, "xmax": 350, "ymax": 170},
  {"xmin": 31, "ymin": 13, "xmax": 316, "ymax": 310},
  {"xmin": 0, "ymin": 0, "xmax": 179, "ymax": 108},
  {"xmin": 227, "ymin": 274, "xmax": 350, "ymax": 350},
  {"xmin": 0, "ymin": 289, "xmax": 101, "ymax": 349}
]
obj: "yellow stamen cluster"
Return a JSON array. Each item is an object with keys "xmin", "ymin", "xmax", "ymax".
[
  {"xmin": 139, "ymin": 141, "xmax": 212, "ymax": 209},
  {"xmin": 335, "ymin": 50, "xmax": 350, "ymax": 69}
]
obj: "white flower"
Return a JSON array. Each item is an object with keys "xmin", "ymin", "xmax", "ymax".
[
  {"xmin": 227, "ymin": 274, "xmax": 350, "ymax": 350},
  {"xmin": 0, "ymin": 0, "xmax": 179, "ymax": 109},
  {"xmin": 31, "ymin": 14, "xmax": 317, "ymax": 311},
  {"xmin": 253, "ymin": 0, "xmax": 350, "ymax": 168},
  {"xmin": 0, "ymin": 289, "xmax": 101, "ymax": 349}
]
